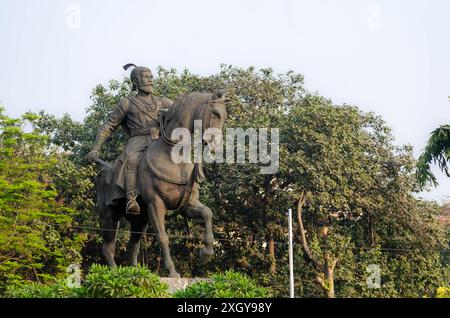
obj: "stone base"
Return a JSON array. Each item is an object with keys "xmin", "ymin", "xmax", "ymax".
[{"xmin": 160, "ymin": 277, "xmax": 210, "ymax": 293}]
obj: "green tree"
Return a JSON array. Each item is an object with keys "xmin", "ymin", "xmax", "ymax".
[
  {"xmin": 0, "ymin": 108, "xmax": 85, "ymax": 291},
  {"xmin": 23, "ymin": 65, "xmax": 449, "ymax": 297}
]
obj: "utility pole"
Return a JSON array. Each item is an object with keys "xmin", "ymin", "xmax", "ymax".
[{"xmin": 288, "ymin": 208, "xmax": 294, "ymax": 298}]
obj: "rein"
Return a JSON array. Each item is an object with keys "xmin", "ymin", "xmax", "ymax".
[{"xmin": 159, "ymin": 112, "xmax": 180, "ymax": 147}]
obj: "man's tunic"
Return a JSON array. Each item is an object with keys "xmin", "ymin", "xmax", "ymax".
[{"xmin": 94, "ymin": 95, "xmax": 173, "ymax": 204}]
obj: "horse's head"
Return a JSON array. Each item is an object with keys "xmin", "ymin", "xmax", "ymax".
[
  {"xmin": 163, "ymin": 90, "xmax": 228, "ymax": 152},
  {"xmin": 201, "ymin": 90, "xmax": 228, "ymax": 151}
]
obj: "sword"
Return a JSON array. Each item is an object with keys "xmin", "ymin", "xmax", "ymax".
[{"xmin": 95, "ymin": 157, "xmax": 113, "ymax": 169}]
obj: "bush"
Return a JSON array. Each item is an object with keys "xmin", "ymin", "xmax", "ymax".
[
  {"xmin": 5, "ymin": 264, "xmax": 169, "ymax": 298},
  {"xmin": 80, "ymin": 264, "xmax": 169, "ymax": 298},
  {"xmin": 436, "ymin": 287, "xmax": 450, "ymax": 298},
  {"xmin": 4, "ymin": 280, "xmax": 80, "ymax": 298},
  {"xmin": 174, "ymin": 271, "xmax": 271, "ymax": 298}
]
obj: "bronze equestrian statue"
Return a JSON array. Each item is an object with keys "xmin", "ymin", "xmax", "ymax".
[{"xmin": 86, "ymin": 64, "xmax": 228, "ymax": 277}]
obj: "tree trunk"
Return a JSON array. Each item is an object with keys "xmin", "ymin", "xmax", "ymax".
[
  {"xmin": 269, "ymin": 238, "xmax": 276, "ymax": 274},
  {"xmin": 324, "ymin": 254, "xmax": 337, "ymax": 298},
  {"xmin": 297, "ymin": 192, "xmax": 338, "ymax": 298},
  {"xmin": 326, "ymin": 267, "xmax": 335, "ymax": 298}
]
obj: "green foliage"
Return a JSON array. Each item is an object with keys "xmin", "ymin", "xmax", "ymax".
[
  {"xmin": 436, "ymin": 286, "xmax": 450, "ymax": 298},
  {"xmin": 174, "ymin": 270, "xmax": 270, "ymax": 298},
  {"xmin": 2, "ymin": 65, "xmax": 448, "ymax": 298},
  {"xmin": 5, "ymin": 264, "xmax": 169, "ymax": 298},
  {"xmin": 80, "ymin": 264, "xmax": 169, "ymax": 298},
  {"xmin": 0, "ymin": 108, "xmax": 85, "ymax": 291},
  {"xmin": 416, "ymin": 125, "xmax": 450, "ymax": 187},
  {"xmin": 4, "ymin": 279, "xmax": 79, "ymax": 298}
]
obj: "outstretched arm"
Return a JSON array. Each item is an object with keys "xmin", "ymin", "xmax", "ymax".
[{"xmin": 86, "ymin": 100, "xmax": 128, "ymax": 162}]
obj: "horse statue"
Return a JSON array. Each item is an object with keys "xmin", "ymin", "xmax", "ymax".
[{"xmin": 95, "ymin": 90, "xmax": 227, "ymax": 277}]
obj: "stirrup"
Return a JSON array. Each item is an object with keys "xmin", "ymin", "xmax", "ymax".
[{"xmin": 126, "ymin": 197, "xmax": 140, "ymax": 215}]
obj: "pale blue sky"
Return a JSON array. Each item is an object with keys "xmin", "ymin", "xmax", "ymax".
[{"xmin": 0, "ymin": 0, "xmax": 449, "ymax": 201}]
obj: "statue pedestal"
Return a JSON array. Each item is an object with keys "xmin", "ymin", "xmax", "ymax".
[{"xmin": 160, "ymin": 277, "xmax": 210, "ymax": 293}]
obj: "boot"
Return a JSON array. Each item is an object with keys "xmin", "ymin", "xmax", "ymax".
[
  {"xmin": 126, "ymin": 161, "xmax": 141, "ymax": 215},
  {"xmin": 126, "ymin": 195, "xmax": 140, "ymax": 215}
]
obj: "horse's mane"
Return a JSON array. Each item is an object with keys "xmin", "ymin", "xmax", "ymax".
[{"xmin": 164, "ymin": 92, "xmax": 213, "ymax": 125}]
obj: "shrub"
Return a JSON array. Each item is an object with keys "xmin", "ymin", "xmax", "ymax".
[
  {"xmin": 4, "ymin": 264, "xmax": 169, "ymax": 298},
  {"xmin": 4, "ymin": 280, "xmax": 80, "ymax": 298},
  {"xmin": 436, "ymin": 287, "xmax": 450, "ymax": 298},
  {"xmin": 80, "ymin": 264, "xmax": 169, "ymax": 298},
  {"xmin": 174, "ymin": 271, "xmax": 271, "ymax": 298}
]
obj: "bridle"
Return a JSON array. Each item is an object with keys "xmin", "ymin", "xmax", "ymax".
[{"xmin": 159, "ymin": 97, "xmax": 217, "ymax": 148}]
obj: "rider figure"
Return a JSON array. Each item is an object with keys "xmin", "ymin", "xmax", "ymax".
[{"xmin": 86, "ymin": 64, "xmax": 173, "ymax": 215}]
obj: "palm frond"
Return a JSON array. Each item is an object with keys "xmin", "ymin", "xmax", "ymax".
[{"xmin": 416, "ymin": 125, "xmax": 450, "ymax": 187}]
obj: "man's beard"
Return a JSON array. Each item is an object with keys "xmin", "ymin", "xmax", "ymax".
[{"xmin": 139, "ymin": 84, "xmax": 153, "ymax": 94}]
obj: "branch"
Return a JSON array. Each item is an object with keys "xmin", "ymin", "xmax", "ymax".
[
  {"xmin": 331, "ymin": 258, "xmax": 338, "ymax": 271},
  {"xmin": 315, "ymin": 275, "xmax": 326, "ymax": 289},
  {"xmin": 297, "ymin": 192, "xmax": 323, "ymax": 270},
  {"xmin": 324, "ymin": 253, "xmax": 339, "ymax": 271}
]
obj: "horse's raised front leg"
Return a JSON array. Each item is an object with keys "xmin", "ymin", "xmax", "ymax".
[
  {"xmin": 184, "ymin": 198, "xmax": 214, "ymax": 265},
  {"xmin": 147, "ymin": 198, "xmax": 180, "ymax": 278},
  {"xmin": 100, "ymin": 212, "xmax": 120, "ymax": 268},
  {"xmin": 127, "ymin": 215, "xmax": 148, "ymax": 266}
]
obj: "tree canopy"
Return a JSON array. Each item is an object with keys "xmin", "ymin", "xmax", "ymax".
[
  {"xmin": 0, "ymin": 65, "xmax": 448, "ymax": 297},
  {"xmin": 0, "ymin": 109, "xmax": 85, "ymax": 291}
]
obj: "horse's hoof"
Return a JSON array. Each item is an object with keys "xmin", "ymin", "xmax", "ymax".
[{"xmin": 199, "ymin": 247, "xmax": 213, "ymax": 265}]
